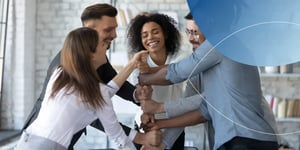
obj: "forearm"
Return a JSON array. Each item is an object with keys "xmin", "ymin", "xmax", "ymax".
[
  {"xmin": 165, "ymin": 94, "xmax": 203, "ymax": 117},
  {"xmin": 90, "ymin": 119, "xmax": 138, "ymax": 147},
  {"xmin": 97, "ymin": 100, "xmax": 135, "ymax": 149},
  {"xmin": 147, "ymin": 65, "xmax": 166, "ymax": 74},
  {"xmin": 113, "ymin": 61, "xmax": 136, "ymax": 87},
  {"xmin": 139, "ymin": 66, "xmax": 172, "ymax": 85},
  {"xmin": 156, "ymin": 110, "xmax": 206, "ymax": 129},
  {"xmin": 114, "ymin": 51, "xmax": 149, "ymax": 87},
  {"xmin": 166, "ymin": 40, "xmax": 222, "ymax": 83}
]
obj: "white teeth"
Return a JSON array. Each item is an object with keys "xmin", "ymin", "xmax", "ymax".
[{"xmin": 148, "ymin": 41, "xmax": 158, "ymax": 48}]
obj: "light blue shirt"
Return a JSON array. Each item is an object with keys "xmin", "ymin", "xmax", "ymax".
[{"xmin": 166, "ymin": 40, "xmax": 278, "ymax": 150}]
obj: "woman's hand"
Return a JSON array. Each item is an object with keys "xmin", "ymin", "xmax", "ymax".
[{"xmin": 130, "ymin": 50, "xmax": 148, "ymax": 69}]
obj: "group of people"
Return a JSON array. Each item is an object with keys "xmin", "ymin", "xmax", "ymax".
[{"xmin": 15, "ymin": 2, "xmax": 279, "ymax": 150}]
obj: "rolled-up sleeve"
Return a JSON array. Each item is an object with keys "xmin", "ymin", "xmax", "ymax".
[
  {"xmin": 106, "ymin": 80, "xmax": 120, "ymax": 97},
  {"xmin": 166, "ymin": 40, "xmax": 222, "ymax": 84},
  {"xmin": 165, "ymin": 94, "xmax": 204, "ymax": 118}
]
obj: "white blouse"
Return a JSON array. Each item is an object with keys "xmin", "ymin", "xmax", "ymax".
[{"xmin": 26, "ymin": 69, "xmax": 136, "ymax": 150}]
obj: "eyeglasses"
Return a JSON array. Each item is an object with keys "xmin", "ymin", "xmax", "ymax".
[{"xmin": 185, "ymin": 28, "xmax": 200, "ymax": 39}]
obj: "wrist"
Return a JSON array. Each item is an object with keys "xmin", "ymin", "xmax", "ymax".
[
  {"xmin": 155, "ymin": 120, "xmax": 163, "ymax": 129},
  {"xmin": 157, "ymin": 103, "xmax": 165, "ymax": 113},
  {"xmin": 156, "ymin": 118, "xmax": 171, "ymax": 129},
  {"xmin": 128, "ymin": 60, "xmax": 137, "ymax": 70}
]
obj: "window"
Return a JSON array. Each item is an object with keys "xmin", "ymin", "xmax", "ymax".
[{"xmin": 0, "ymin": 0, "xmax": 9, "ymax": 102}]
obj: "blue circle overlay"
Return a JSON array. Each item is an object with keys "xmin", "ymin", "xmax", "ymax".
[{"xmin": 187, "ymin": 0, "xmax": 300, "ymax": 66}]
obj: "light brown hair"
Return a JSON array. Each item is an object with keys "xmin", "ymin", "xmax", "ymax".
[{"xmin": 51, "ymin": 27, "xmax": 104, "ymax": 109}]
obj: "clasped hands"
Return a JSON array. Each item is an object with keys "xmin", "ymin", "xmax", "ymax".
[
  {"xmin": 134, "ymin": 53, "xmax": 165, "ymax": 150},
  {"xmin": 139, "ymin": 100, "xmax": 165, "ymax": 150},
  {"xmin": 135, "ymin": 85, "xmax": 165, "ymax": 150},
  {"xmin": 135, "ymin": 84, "xmax": 164, "ymax": 149}
]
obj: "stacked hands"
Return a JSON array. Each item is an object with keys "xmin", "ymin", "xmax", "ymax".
[{"xmin": 134, "ymin": 50, "xmax": 166, "ymax": 150}]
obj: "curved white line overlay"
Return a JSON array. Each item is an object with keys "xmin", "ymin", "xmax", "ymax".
[{"xmin": 188, "ymin": 21, "xmax": 300, "ymax": 136}]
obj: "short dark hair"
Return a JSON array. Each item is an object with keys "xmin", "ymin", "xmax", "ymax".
[
  {"xmin": 127, "ymin": 13, "xmax": 181, "ymax": 55},
  {"xmin": 81, "ymin": 3, "xmax": 118, "ymax": 23},
  {"xmin": 184, "ymin": 12, "xmax": 193, "ymax": 20}
]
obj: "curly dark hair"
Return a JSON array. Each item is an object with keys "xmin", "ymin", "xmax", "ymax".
[{"xmin": 127, "ymin": 13, "xmax": 181, "ymax": 55}]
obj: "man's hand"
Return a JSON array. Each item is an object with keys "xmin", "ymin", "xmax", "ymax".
[
  {"xmin": 140, "ymin": 113, "xmax": 155, "ymax": 131},
  {"xmin": 135, "ymin": 84, "xmax": 153, "ymax": 101},
  {"xmin": 144, "ymin": 130, "xmax": 163, "ymax": 147},
  {"xmin": 134, "ymin": 130, "xmax": 162, "ymax": 147},
  {"xmin": 140, "ymin": 100, "xmax": 164, "ymax": 114},
  {"xmin": 138, "ymin": 66, "xmax": 171, "ymax": 85},
  {"xmin": 141, "ymin": 142, "xmax": 166, "ymax": 150},
  {"xmin": 141, "ymin": 121, "xmax": 160, "ymax": 132}
]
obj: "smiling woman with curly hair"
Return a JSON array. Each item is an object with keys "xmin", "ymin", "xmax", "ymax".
[{"xmin": 127, "ymin": 12, "xmax": 192, "ymax": 150}]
